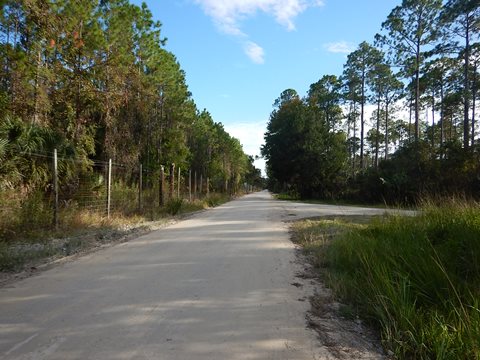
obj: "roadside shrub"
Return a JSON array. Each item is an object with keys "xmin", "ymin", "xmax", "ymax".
[
  {"xmin": 165, "ymin": 198, "xmax": 183, "ymax": 215},
  {"xmin": 205, "ymin": 193, "xmax": 228, "ymax": 207},
  {"xmin": 19, "ymin": 190, "xmax": 53, "ymax": 230}
]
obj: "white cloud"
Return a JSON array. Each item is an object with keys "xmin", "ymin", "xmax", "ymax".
[
  {"xmin": 225, "ymin": 121, "xmax": 267, "ymax": 175},
  {"xmin": 324, "ymin": 41, "xmax": 355, "ymax": 54},
  {"xmin": 225, "ymin": 121, "xmax": 266, "ymax": 157},
  {"xmin": 244, "ymin": 41, "xmax": 265, "ymax": 64},
  {"xmin": 193, "ymin": 0, "xmax": 324, "ymax": 63},
  {"xmin": 194, "ymin": 0, "xmax": 324, "ymax": 34}
]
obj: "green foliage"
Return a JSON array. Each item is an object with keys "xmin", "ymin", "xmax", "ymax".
[
  {"xmin": 263, "ymin": 88, "xmax": 348, "ymax": 198},
  {"xmin": 261, "ymin": 0, "xmax": 478, "ymax": 203},
  {"xmin": 0, "ymin": 116, "xmax": 80, "ymax": 190},
  {"xmin": 0, "ymin": 0, "xmax": 257, "ymax": 187},
  {"xmin": 349, "ymin": 141, "xmax": 480, "ymax": 204}
]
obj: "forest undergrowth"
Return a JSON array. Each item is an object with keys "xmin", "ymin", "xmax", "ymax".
[{"xmin": 0, "ymin": 190, "xmax": 230, "ymax": 272}]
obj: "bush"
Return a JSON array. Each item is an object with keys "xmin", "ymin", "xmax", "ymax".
[
  {"xmin": 19, "ymin": 190, "xmax": 53, "ymax": 230},
  {"xmin": 205, "ymin": 193, "xmax": 228, "ymax": 207},
  {"xmin": 165, "ymin": 198, "xmax": 183, "ymax": 215}
]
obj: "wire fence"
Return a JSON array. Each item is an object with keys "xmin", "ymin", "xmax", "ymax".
[{"xmin": 0, "ymin": 149, "xmax": 247, "ymax": 238}]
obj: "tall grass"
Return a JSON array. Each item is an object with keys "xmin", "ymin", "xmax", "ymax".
[{"xmin": 293, "ymin": 204, "xmax": 480, "ymax": 359}]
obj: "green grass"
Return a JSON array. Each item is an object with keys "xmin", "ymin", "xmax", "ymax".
[{"xmin": 291, "ymin": 204, "xmax": 480, "ymax": 359}]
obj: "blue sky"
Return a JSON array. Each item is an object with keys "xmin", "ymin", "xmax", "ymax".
[{"xmin": 133, "ymin": 0, "xmax": 402, "ymax": 174}]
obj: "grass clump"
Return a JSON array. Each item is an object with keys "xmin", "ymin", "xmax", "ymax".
[
  {"xmin": 205, "ymin": 193, "xmax": 229, "ymax": 207},
  {"xmin": 293, "ymin": 205, "xmax": 480, "ymax": 359},
  {"xmin": 165, "ymin": 198, "xmax": 184, "ymax": 215}
]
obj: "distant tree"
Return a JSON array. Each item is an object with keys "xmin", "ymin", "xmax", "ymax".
[
  {"xmin": 307, "ymin": 75, "xmax": 343, "ymax": 131},
  {"xmin": 341, "ymin": 65, "xmax": 361, "ymax": 173},
  {"xmin": 471, "ymin": 44, "xmax": 480, "ymax": 144},
  {"xmin": 441, "ymin": 0, "xmax": 480, "ymax": 148},
  {"xmin": 0, "ymin": 0, "xmax": 252, "ymax": 196},
  {"xmin": 378, "ymin": 0, "xmax": 442, "ymax": 141},
  {"xmin": 263, "ymin": 90, "xmax": 348, "ymax": 198},
  {"xmin": 262, "ymin": 92, "xmax": 305, "ymax": 191},
  {"xmin": 368, "ymin": 62, "xmax": 404, "ymax": 166},
  {"xmin": 273, "ymin": 88, "xmax": 300, "ymax": 108},
  {"xmin": 344, "ymin": 42, "xmax": 383, "ymax": 169}
]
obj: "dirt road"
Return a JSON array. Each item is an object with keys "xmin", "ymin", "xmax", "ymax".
[{"xmin": 0, "ymin": 191, "xmax": 391, "ymax": 359}]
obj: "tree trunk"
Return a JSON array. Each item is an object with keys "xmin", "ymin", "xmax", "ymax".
[
  {"xmin": 431, "ymin": 89, "xmax": 435, "ymax": 149},
  {"xmin": 375, "ymin": 97, "xmax": 380, "ymax": 168},
  {"xmin": 360, "ymin": 72, "xmax": 365, "ymax": 169},
  {"xmin": 32, "ymin": 49, "xmax": 41, "ymax": 124},
  {"xmin": 440, "ymin": 82, "xmax": 444, "ymax": 158},
  {"xmin": 409, "ymin": 91, "xmax": 413, "ymax": 142},
  {"xmin": 463, "ymin": 14, "xmax": 470, "ymax": 149},
  {"xmin": 347, "ymin": 102, "xmax": 353, "ymax": 169},
  {"xmin": 353, "ymin": 99, "xmax": 357, "ymax": 174},
  {"xmin": 472, "ymin": 62, "xmax": 477, "ymax": 146},
  {"xmin": 385, "ymin": 100, "xmax": 389, "ymax": 160},
  {"xmin": 415, "ymin": 44, "xmax": 421, "ymax": 142}
]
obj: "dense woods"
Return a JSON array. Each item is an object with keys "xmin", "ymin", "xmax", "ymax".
[
  {"xmin": 0, "ymin": 0, "xmax": 262, "ymax": 197},
  {"xmin": 263, "ymin": 0, "xmax": 480, "ymax": 203}
]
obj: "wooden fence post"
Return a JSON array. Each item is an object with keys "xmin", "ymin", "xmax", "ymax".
[
  {"xmin": 177, "ymin": 166, "xmax": 181, "ymax": 198},
  {"xmin": 139, "ymin": 164, "xmax": 143, "ymax": 211},
  {"xmin": 169, "ymin": 163, "xmax": 175, "ymax": 200},
  {"xmin": 107, "ymin": 158, "xmax": 112, "ymax": 219},
  {"xmin": 194, "ymin": 171, "xmax": 197, "ymax": 199},
  {"xmin": 53, "ymin": 149, "xmax": 59, "ymax": 230},
  {"xmin": 189, "ymin": 169, "xmax": 192, "ymax": 202}
]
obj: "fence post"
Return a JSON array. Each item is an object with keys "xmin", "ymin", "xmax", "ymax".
[
  {"xmin": 169, "ymin": 163, "xmax": 175, "ymax": 200},
  {"xmin": 200, "ymin": 174, "xmax": 203, "ymax": 196},
  {"xmin": 139, "ymin": 163, "xmax": 143, "ymax": 211},
  {"xmin": 189, "ymin": 169, "xmax": 192, "ymax": 202},
  {"xmin": 53, "ymin": 149, "xmax": 59, "ymax": 230},
  {"xmin": 207, "ymin": 177, "xmax": 210, "ymax": 197},
  {"xmin": 107, "ymin": 158, "xmax": 112, "ymax": 219},
  {"xmin": 177, "ymin": 166, "xmax": 181, "ymax": 198},
  {"xmin": 159, "ymin": 165, "xmax": 165, "ymax": 206},
  {"xmin": 194, "ymin": 171, "xmax": 197, "ymax": 199}
]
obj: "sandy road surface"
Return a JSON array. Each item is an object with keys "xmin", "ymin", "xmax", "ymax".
[{"xmin": 0, "ymin": 191, "xmax": 392, "ymax": 360}]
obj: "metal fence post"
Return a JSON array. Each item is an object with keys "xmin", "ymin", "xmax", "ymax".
[
  {"xmin": 107, "ymin": 158, "xmax": 112, "ymax": 219},
  {"xmin": 53, "ymin": 149, "xmax": 59, "ymax": 230},
  {"xmin": 139, "ymin": 163, "xmax": 143, "ymax": 211}
]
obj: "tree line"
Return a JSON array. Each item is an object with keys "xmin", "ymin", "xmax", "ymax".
[
  {"xmin": 0, "ymin": 0, "xmax": 263, "ymax": 194},
  {"xmin": 262, "ymin": 0, "xmax": 479, "ymax": 203}
]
